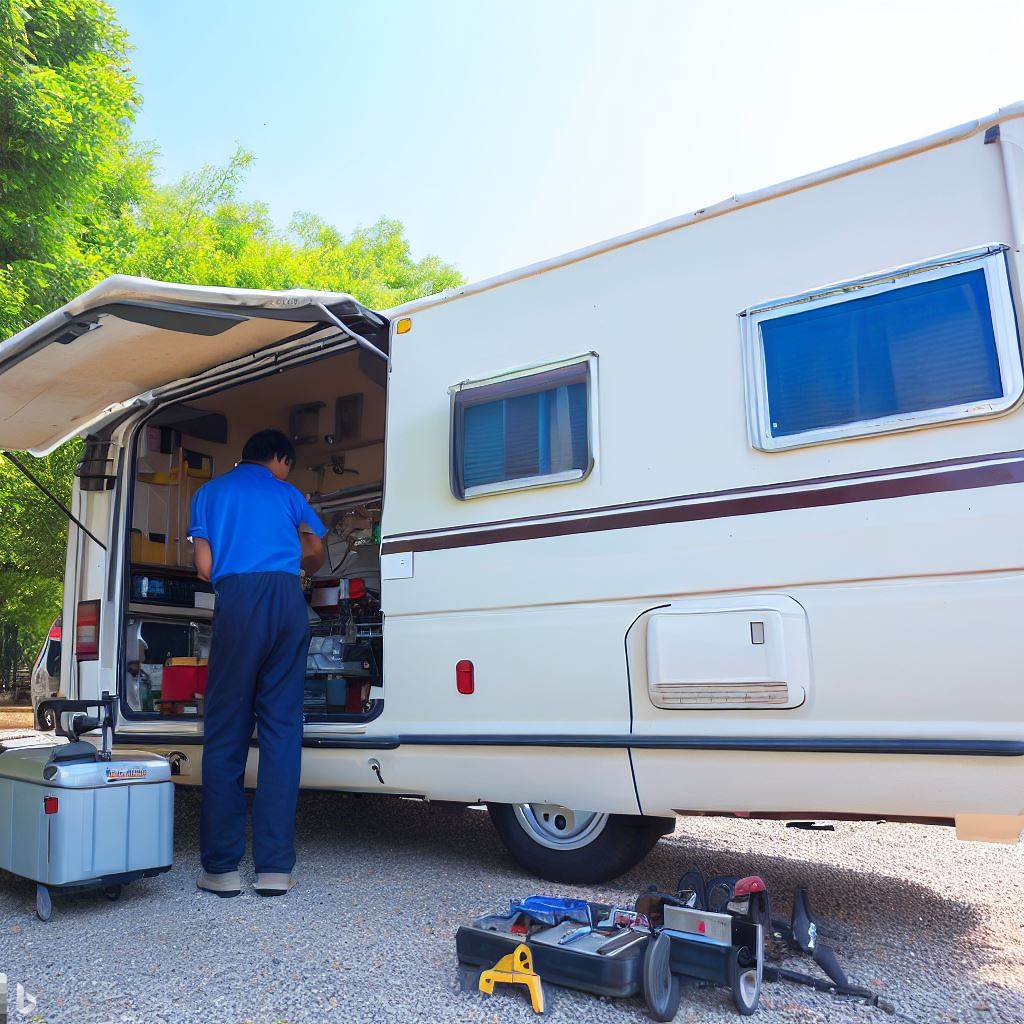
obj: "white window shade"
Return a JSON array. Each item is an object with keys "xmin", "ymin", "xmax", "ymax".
[{"xmin": 450, "ymin": 359, "xmax": 594, "ymax": 499}]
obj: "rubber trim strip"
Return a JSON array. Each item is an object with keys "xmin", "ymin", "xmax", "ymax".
[{"xmin": 112, "ymin": 733, "xmax": 1024, "ymax": 755}]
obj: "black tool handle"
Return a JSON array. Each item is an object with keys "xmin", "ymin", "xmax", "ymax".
[{"xmin": 37, "ymin": 694, "xmax": 115, "ymax": 740}]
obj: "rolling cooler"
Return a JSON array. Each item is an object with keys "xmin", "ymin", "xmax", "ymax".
[{"xmin": 0, "ymin": 694, "xmax": 173, "ymax": 920}]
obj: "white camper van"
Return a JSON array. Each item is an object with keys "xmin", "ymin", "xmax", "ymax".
[{"xmin": 3, "ymin": 104, "xmax": 1024, "ymax": 882}]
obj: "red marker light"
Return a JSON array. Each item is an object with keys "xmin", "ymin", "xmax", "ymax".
[
  {"xmin": 697, "ymin": 920, "xmax": 706, "ymax": 934},
  {"xmin": 347, "ymin": 578, "xmax": 366, "ymax": 600},
  {"xmin": 75, "ymin": 599, "xmax": 100, "ymax": 661},
  {"xmin": 456, "ymin": 660, "xmax": 474, "ymax": 695},
  {"xmin": 44, "ymin": 797, "xmax": 58, "ymax": 815}
]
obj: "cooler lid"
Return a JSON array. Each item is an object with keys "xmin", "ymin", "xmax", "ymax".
[{"xmin": 0, "ymin": 745, "xmax": 172, "ymax": 788}]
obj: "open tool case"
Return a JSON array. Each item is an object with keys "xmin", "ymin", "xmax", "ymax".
[
  {"xmin": 457, "ymin": 873, "xmax": 896, "ymax": 1019},
  {"xmin": 456, "ymin": 897, "xmax": 649, "ymax": 998},
  {"xmin": 456, "ymin": 886, "xmax": 763, "ymax": 1016}
]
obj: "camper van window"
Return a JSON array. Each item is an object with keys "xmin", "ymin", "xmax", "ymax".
[
  {"xmin": 451, "ymin": 361, "xmax": 592, "ymax": 498},
  {"xmin": 743, "ymin": 249, "xmax": 1022, "ymax": 451}
]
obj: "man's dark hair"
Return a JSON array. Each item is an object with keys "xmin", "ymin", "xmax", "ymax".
[{"xmin": 242, "ymin": 429, "xmax": 296, "ymax": 466}]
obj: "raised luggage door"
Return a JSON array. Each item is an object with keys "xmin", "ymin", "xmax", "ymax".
[{"xmin": 0, "ymin": 275, "xmax": 386, "ymax": 456}]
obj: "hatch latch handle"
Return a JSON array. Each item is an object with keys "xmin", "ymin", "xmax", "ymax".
[{"xmin": 315, "ymin": 303, "xmax": 391, "ymax": 370}]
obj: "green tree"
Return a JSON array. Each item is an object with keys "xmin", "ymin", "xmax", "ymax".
[
  {"xmin": 0, "ymin": 443, "xmax": 80, "ymax": 689},
  {"xmin": 126, "ymin": 146, "xmax": 462, "ymax": 307},
  {"xmin": 0, "ymin": 0, "xmax": 150, "ymax": 339},
  {"xmin": 0, "ymin": 0, "xmax": 145, "ymax": 688}
]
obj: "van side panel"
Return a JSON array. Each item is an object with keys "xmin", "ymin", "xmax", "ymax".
[{"xmin": 381, "ymin": 126, "xmax": 1024, "ymax": 823}]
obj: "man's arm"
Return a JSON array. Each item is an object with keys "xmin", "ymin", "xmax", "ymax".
[
  {"xmin": 294, "ymin": 489, "xmax": 329, "ymax": 575},
  {"xmin": 193, "ymin": 537, "xmax": 213, "ymax": 581},
  {"xmin": 300, "ymin": 530, "xmax": 327, "ymax": 574},
  {"xmin": 188, "ymin": 486, "xmax": 212, "ymax": 581}
]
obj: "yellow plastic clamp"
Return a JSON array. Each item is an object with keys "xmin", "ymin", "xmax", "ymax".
[{"xmin": 478, "ymin": 942, "xmax": 545, "ymax": 1013}]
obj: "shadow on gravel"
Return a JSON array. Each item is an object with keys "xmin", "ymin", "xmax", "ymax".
[{"xmin": 187, "ymin": 789, "xmax": 991, "ymax": 956}]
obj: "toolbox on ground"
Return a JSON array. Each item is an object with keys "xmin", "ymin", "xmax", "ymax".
[
  {"xmin": 458, "ymin": 876, "xmax": 895, "ymax": 1020},
  {"xmin": 0, "ymin": 694, "xmax": 173, "ymax": 920},
  {"xmin": 457, "ymin": 899, "xmax": 649, "ymax": 999}
]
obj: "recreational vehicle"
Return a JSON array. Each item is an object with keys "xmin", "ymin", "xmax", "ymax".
[{"xmin": 3, "ymin": 104, "xmax": 1024, "ymax": 882}]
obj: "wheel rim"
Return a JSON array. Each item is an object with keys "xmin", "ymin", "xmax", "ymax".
[{"xmin": 512, "ymin": 803, "xmax": 609, "ymax": 850}]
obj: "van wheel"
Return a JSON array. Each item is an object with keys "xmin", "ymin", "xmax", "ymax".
[{"xmin": 487, "ymin": 802, "xmax": 672, "ymax": 883}]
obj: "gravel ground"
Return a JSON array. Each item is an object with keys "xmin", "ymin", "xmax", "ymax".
[{"xmin": 0, "ymin": 788, "xmax": 1022, "ymax": 1024}]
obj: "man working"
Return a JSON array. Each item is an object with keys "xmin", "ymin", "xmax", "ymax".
[{"xmin": 188, "ymin": 429, "xmax": 327, "ymax": 897}]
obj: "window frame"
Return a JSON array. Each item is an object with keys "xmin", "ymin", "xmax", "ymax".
[
  {"xmin": 740, "ymin": 246, "xmax": 1023, "ymax": 452},
  {"xmin": 449, "ymin": 354, "xmax": 597, "ymax": 500}
]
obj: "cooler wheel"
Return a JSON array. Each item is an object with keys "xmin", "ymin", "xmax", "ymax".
[
  {"xmin": 35, "ymin": 884, "xmax": 51, "ymax": 922},
  {"xmin": 642, "ymin": 932, "xmax": 682, "ymax": 1021},
  {"xmin": 730, "ymin": 945, "xmax": 762, "ymax": 1015}
]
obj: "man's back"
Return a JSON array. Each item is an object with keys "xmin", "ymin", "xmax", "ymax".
[{"xmin": 189, "ymin": 462, "xmax": 324, "ymax": 582}]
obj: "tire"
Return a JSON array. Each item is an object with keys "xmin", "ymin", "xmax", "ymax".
[{"xmin": 487, "ymin": 802, "xmax": 673, "ymax": 883}]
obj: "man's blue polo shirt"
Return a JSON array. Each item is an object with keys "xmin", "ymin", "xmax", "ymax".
[{"xmin": 188, "ymin": 462, "xmax": 327, "ymax": 582}]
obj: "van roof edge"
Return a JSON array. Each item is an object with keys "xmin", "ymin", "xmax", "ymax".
[{"xmin": 386, "ymin": 100, "xmax": 1024, "ymax": 318}]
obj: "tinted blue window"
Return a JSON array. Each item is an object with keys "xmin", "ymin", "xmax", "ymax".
[
  {"xmin": 761, "ymin": 269, "xmax": 1003, "ymax": 437},
  {"xmin": 462, "ymin": 381, "xmax": 589, "ymax": 490}
]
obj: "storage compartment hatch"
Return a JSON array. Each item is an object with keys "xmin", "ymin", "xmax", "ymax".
[{"xmin": 645, "ymin": 596, "xmax": 810, "ymax": 710}]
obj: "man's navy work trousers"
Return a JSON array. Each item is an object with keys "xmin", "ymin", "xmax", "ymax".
[{"xmin": 200, "ymin": 572, "xmax": 309, "ymax": 875}]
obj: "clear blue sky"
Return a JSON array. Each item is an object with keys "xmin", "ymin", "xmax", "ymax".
[{"xmin": 115, "ymin": 0, "xmax": 1024, "ymax": 285}]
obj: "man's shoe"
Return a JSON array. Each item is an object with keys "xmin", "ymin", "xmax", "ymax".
[
  {"xmin": 197, "ymin": 870, "xmax": 242, "ymax": 897},
  {"xmin": 253, "ymin": 872, "xmax": 294, "ymax": 897}
]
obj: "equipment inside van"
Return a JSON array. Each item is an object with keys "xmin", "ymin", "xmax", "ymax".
[{"xmin": 122, "ymin": 353, "xmax": 385, "ymax": 724}]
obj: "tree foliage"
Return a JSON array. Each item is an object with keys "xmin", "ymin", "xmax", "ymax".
[
  {"xmin": 0, "ymin": 0, "xmax": 150, "ymax": 339},
  {"xmin": 126, "ymin": 146, "xmax": 462, "ymax": 308},
  {"xmin": 0, "ymin": 444, "xmax": 81, "ymax": 660},
  {"xmin": 0, "ymin": 5, "xmax": 462, "ymax": 677}
]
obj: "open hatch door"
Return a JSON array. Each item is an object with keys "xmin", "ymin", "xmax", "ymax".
[{"xmin": 0, "ymin": 275, "xmax": 389, "ymax": 455}]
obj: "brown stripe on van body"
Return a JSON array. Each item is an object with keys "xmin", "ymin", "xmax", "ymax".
[
  {"xmin": 381, "ymin": 454, "xmax": 1024, "ymax": 555},
  {"xmin": 384, "ymin": 447, "xmax": 1024, "ymax": 543}
]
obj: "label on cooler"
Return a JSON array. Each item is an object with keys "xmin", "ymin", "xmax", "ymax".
[{"xmin": 105, "ymin": 767, "xmax": 148, "ymax": 783}]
